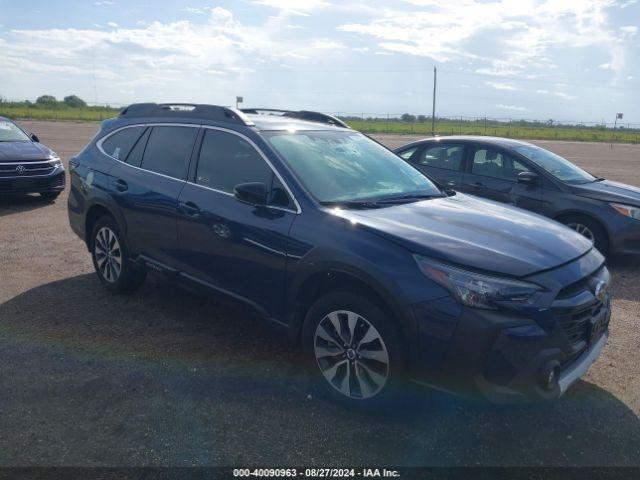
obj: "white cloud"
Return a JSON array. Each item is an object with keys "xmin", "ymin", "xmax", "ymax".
[
  {"xmin": 251, "ymin": 0, "xmax": 331, "ymax": 16},
  {"xmin": 497, "ymin": 104, "xmax": 526, "ymax": 111},
  {"xmin": 338, "ymin": 0, "xmax": 631, "ymax": 79},
  {"xmin": 311, "ymin": 39, "xmax": 345, "ymax": 49},
  {"xmin": 183, "ymin": 6, "xmax": 211, "ymax": 15},
  {"xmin": 94, "ymin": 1, "xmax": 115, "ymax": 5},
  {"xmin": 486, "ymin": 81, "xmax": 517, "ymax": 91},
  {"xmin": 536, "ymin": 89, "xmax": 575, "ymax": 100},
  {"xmin": 0, "ymin": 6, "xmax": 344, "ymax": 101}
]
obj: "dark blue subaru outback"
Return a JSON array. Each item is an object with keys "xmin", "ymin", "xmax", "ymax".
[{"xmin": 68, "ymin": 104, "xmax": 611, "ymax": 407}]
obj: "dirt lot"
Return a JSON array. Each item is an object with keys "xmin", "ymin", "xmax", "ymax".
[{"xmin": 0, "ymin": 121, "xmax": 638, "ymax": 467}]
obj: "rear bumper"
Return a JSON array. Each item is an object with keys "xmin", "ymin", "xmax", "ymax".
[{"xmin": 0, "ymin": 168, "xmax": 66, "ymax": 194}]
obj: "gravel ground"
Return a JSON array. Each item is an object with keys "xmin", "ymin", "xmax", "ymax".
[{"xmin": 0, "ymin": 121, "xmax": 638, "ymax": 467}]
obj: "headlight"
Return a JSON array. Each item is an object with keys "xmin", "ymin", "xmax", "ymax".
[
  {"xmin": 49, "ymin": 154, "xmax": 63, "ymax": 168},
  {"xmin": 414, "ymin": 255, "xmax": 544, "ymax": 310},
  {"xmin": 611, "ymin": 203, "xmax": 640, "ymax": 221}
]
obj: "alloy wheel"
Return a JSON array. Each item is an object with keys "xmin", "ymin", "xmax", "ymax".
[
  {"xmin": 567, "ymin": 222, "xmax": 595, "ymax": 243},
  {"xmin": 314, "ymin": 310, "xmax": 390, "ymax": 400},
  {"xmin": 94, "ymin": 227, "xmax": 122, "ymax": 283}
]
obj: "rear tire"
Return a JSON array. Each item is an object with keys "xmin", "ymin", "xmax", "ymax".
[
  {"xmin": 90, "ymin": 215, "xmax": 146, "ymax": 293},
  {"xmin": 302, "ymin": 291, "xmax": 408, "ymax": 410},
  {"xmin": 560, "ymin": 215, "xmax": 609, "ymax": 256}
]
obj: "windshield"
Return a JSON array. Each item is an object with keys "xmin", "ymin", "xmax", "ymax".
[
  {"xmin": 262, "ymin": 130, "xmax": 441, "ymax": 205},
  {"xmin": 0, "ymin": 120, "xmax": 31, "ymax": 142},
  {"xmin": 513, "ymin": 144, "xmax": 595, "ymax": 184}
]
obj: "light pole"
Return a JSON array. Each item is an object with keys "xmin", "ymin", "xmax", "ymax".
[{"xmin": 431, "ymin": 66, "xmax": 437, "ymax": 136}]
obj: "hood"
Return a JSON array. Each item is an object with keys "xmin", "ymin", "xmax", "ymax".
[
  {"xmin": 572, "ymin": 179, "xmax": 640, "ymax": 207},
  {"xmin": 335, "ymin": 194, "xmax": 592, "ymax": 277},
  {"xmin": 0, "ymin": 142, "xmax": 55, "ymax": 163}
]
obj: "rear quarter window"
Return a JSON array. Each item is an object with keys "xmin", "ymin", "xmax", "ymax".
[{"xmin": 101, "ymin": 127, "xmax": 146, "ymax": 161}]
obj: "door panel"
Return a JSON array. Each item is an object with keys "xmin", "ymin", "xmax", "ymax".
[
  {"xmin": 177, "ymin": 128, "xmax": 296, "ymax": 319},
  {"xmin": 460, "ymin": 145, "xmax": 544, "ymax": 213},
  {"xmin": 108, "ymin": 125, "xmax": 197, "ymax": 265}
]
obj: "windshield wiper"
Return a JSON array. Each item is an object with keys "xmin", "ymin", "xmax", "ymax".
[
  {"xmin": 319, "ymin": 200, "xmax": 386, "ymax": 210},
  {"xmin": 373, "ymin": 193, "xmax": 446, "ymax": 204}
]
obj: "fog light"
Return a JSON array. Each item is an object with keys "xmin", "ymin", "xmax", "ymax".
[{"xmin": 540, "ymin": 361, "xmax": 560, "ymax": 391}]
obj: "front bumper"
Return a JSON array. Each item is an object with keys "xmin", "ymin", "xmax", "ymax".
[
  {"xmin": 558, "ymin": 331, "xmax": 608, "ymax": 394},
  {"xmin": 412, "ymin": 295, "xmax": 611, "ymax": 404},
  {"xmin": 608, "ymin": 213, "xmax": 640, "ymax": 256},
  {"xmin": 0, "ymin": 168, "xmax": 66, "ymax": 194}
]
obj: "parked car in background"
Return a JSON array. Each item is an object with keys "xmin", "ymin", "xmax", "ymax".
[
  {"xmin": 395, "ymin": 136, "xmax": 640, "ymax": 256},
  {"xmin": 68, "ymin": 105, "xmax": 610, "ymax": 408},
  {"xmin": 0, "ymin": 117, "xmax": 65, "ymax": 200}
]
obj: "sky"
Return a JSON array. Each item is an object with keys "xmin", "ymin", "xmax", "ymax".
[{"xmin": 0, "ymin": 0, "xmax": 638, "ymax": 123}]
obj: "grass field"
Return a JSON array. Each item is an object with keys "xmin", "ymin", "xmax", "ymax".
[
  {"xmin": 0, "ymin": 104, "xmax": 120, "ymax": 122},
  {"xmin": 2, "ymin": 104, "xmax": 638, "ymax": 143},
  {"xmin": 346, "ymin": 118, "xmax": 640, "ymax": 143}
]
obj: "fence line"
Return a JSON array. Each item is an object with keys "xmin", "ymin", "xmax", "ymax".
[{"xmin": 0, "ymin": 99, "xmax": 638, "ymax": 142}]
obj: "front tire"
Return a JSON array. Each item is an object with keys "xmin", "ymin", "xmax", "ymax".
[
  {"xmin": 560, "ymin": 215, "xmax": 609, "ymax": 256},
  {"xmin": 90, "ymin": 216, "xmax": 146, "ymax": 293},
  {"xmin": 40, "ymin": 191, "xmax": 61, "ymax": 202},
  {"xmin": 302, "ymin": 292, "xmax": 407, "ymax": 409}
]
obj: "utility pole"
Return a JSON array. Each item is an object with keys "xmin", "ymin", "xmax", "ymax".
[{"xmin": 431, "ymin": 66, "xmax": 437, "ymax": 136}]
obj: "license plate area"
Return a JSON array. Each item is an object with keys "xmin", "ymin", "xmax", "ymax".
[{"xmin": 588, "ymin": 308, "xmax": 610, "ymax": 345}]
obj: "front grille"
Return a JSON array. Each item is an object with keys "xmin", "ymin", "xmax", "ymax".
[
  {"xmin": 0, "ymin": 161, "xmax": 56, "ymax": 178},
  {"xmin": 552, "ymin": 264, "xmax": 609, "ymax": 351},
  {"xmin": 0, "ymin": 171, "xmax": 65, "ymax": 192},
  {"xmin": 555, "ymin": 301, "xmax": 604, "ymax": 345},
  {"xmin": 557, "ymin": 266, "xmax": 605, "ymax": 299}
]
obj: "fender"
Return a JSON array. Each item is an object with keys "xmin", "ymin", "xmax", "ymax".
[{"xmin": 286, "ymin": 245, "xmax": 420, "ymax": 354}]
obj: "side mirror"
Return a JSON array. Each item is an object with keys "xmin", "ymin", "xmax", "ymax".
[
  {"xmin": 518, "ymin": 171, "xmax": 538, "ymax": 184},
  {"xmin": 234, "ymin": 182, "xmax": 268, "ymax": 206},
  {"xmin": 30, "ymin": 133, "xmax": 40, "ymax": 143}
]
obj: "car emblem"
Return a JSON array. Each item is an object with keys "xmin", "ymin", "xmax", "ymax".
[
  {"xmin": 595, "ymin": 280, "xmax": 608, "ymax": 302},
  {"xmin": 15, "ymin": 165, "xmax": 26, "ymax": 175}
]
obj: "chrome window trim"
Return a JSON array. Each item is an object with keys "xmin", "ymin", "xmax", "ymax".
[{"xmin": 96, "ymin": 123, "xmax": 302, "ymax": 214}]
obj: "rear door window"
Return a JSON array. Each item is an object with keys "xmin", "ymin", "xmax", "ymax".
[
  {"xmin": 417, "ymin": 144, "xmax": 465, "ymax": 171},
  {"xmin": 102, "ymin": 126, "xmax": 146, "ymax": 161},
  {"xmin": 472, "ymin": 147, "xmax": 530, "ymax": 181},
  {"xmin": 141, "ymin": 126, "xmax": 198, "ymax": 180}
]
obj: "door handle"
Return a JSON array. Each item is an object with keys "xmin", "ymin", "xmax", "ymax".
[
  {"xmin": 473, "ymin": 182, "xmax": 484, "ymax": 187},
  {"xmin": 115, "ymin": 179, "xmax": 128, "ymax": 192},
  {"xmin": 446, "ymin": 181, "xmax": 456, "ymax": 186},
  {"xmin": 181, "ymin": 201, "xmax": 201, "ymax": 217}
]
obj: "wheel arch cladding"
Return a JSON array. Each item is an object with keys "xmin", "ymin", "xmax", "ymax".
[
  {"xmin": 289, "ymin": 268, "xmax": 413, "ymax": 351},
  {"xmin": 85, "ymin": 203, "xmax": 121, "ymax": 247}
]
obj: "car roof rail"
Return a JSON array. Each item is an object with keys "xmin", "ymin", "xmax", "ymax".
[
  {"xmin": 241, "ymin": 108, "xmax": 351, "ymax": 129},
  {"xmin": 119, "ymin": 103, "xmax": 255, "ymax": 126}
]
